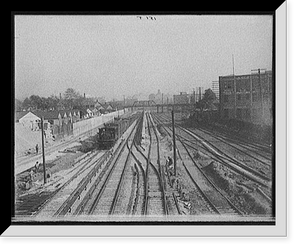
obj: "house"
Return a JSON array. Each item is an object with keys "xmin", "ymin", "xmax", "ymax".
[
  {"xmin": 83, "ymin": 97, "xmax": 95, "ymax": 110},
  {"xmin": 94, "ymin": 100, "xmax": 102, "ymax": 109},
  {"xmin": 32, "ymin": 110, "xmax": 62, "ymax": 130},
  {"xmin": 86, "ymin": 108, "xmax": 93, "ymax": 118},
  {"xmin": 94, "ymin": 100, "xmax": 104, "ymax": 115},
  {"xmin": 18, "ymin": 111, "xmax": 41, "ymax": 131},
  {"xmin": 91, "ymin": 107, "xmax": 100, "ymax": 116},
  {"xmin": 110, "ymin": 100, "xmax": 124, "ymax": 110},
  {"xmin": 102, "ymin": 103, "xmax": 115, "ymax": 113},
  {"xmin": 106, "ymin": 103, "xmax": 114, "ymax": 112},
  {"xmin": 72, "ymin": 110, "xmax": 81, "ymax": 122},
  {"xmin": 15, "ymin": 111, "xmax": 30, "ymax": 123},
  {"xmin": 16, "ymin": 108, "xmax": 84, "ymax": 140},
  {"xmin": 79, "ymin": 108, "xmax": 89, "ymax": 119}
]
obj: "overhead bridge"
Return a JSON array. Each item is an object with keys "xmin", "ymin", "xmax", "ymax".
[{"xmin": 124, "ymin": 100, "xmax": 195, "ymax": 113}]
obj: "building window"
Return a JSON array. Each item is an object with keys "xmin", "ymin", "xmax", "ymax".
[
  {"xmin": 237, "ymin": 94, "xmax": 242, "ymax": 101},
  {"xmin": 252, "ymin": 92, "xmax": 259, "ymax": 102},
  {"xmin": 224, "ymin": 82, "xmax": 232, "ymax": 90},
  {"xmin": 246, "ymin": 93, "xmax": 250, "ymax": 100},
  {"xmin": 245, "ymin": 109, "xmax": 251, "ymax": 120},
  {"xmin": 224, "ymin": 95, "xmax": 229, "ymax": 102},
  {"xmin": 224, "ymin": 109, "xmax": 229, "ymax": 118},
  {"xmin": 263, "ymin": 92, "xmax": 269, "ymax": 99},
  {"xmin": 236, "ymin": 108, "xmax": 242, "ymax": 119},
  {"xmin": 252, "ymin": 108, "xmax": 261, "ymax": 120}
]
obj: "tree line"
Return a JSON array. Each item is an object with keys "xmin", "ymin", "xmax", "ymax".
[
  {"xmin": 15, "ymin": 87, "xmax": 217, "ymax": 112},
  {"xmin": 195, "ymin": 88, "xmax": 217, "ymax": 111},
  {"xmin": 15, "ymin": 88, "xmax": 100, "ymax": 112}
]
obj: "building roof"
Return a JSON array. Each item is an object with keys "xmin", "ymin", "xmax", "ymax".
[
  {"xmin": 32, "ymin": 109, "xmax": 80, "ymax": 120},
  {"xmin": 95, "ymin": 101, "xmax": 104, "ymax": 110},
  {"xmin": 102, "ymin": 103, "xmax": 114, "ymax": 110},
  {"xmin": 32, "ymin": 110, "xmax": 61, "ymax": 120},
  {"xmin": 16, "ymin": 109, "xmax": 81, "ymax": 122},
  {"xmin": 220, "ymin": 70, "xmax": 272, "ymax": 79},
  {"xmin": 15, "ymin": 111, "xmax": 29, "ymax": 122}
]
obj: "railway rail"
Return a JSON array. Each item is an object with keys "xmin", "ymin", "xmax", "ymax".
[
  {"xmin": 200, "ymin": 127, "xmax": 271, "ymax": 161},
  {"xmin": 192, "ymin": 119, "xmax": 272, "ymax": 153},
  {"xmin": 145, "ymin": 112, "xmax": 167, "ymax": 215},
  {"xmin": 76, "ymin": 116, "xmax": 140, "ymax": 216},
  {"xmin": 37, "ymin": 111, "xmax": 180, "ymax": 219},
  {"xmin": 188, "ymin": 125, "xmax": 272, "ymax": 166},
  {"xmin": 157, "ymin": 113, "xmax": 271, "ymax": 187},
  {"xmin": 178, "ymin": 126, "xmax": 271, "ymax": 185},
  {"xmin": 154, "ymin": 112, "xmax": 273, "ymax": 204},
  {"xmin": 28, "ymin": 150, "xmax": 109, "ymax": 218},
  {"xmin": 32, "ymin": 110, "xmax": 273, "ymax": 219},
  {"xmin": 161, "ymin": 113, "xmax": 272, "ymax": 161},
  {"xmin": 152, "ymin": 113, "xmax": 244, "ymax": 216},
  {"xmin": 42, "ymin": 115, "xmax": 140, "ymax": 218}
]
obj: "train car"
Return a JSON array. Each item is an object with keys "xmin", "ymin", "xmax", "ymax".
[
  {"xmin": 97, "ymin": 114, "xmax": 139, "ymax": 150},
  {"xmin": 97, "ymin": 123, "xmax": 118, "ymax": 149}
]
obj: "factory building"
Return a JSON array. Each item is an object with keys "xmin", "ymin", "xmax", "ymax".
[
  {"xmin": 173, "ymin": 92, "xmax": 189, "ymax": 104},
  {"xmin": 219, "ymin": 70, "xmax": 273, "ymax": 126}
]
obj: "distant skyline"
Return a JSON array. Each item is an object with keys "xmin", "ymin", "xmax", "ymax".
[{"xmin": 14, "ymin": 15, "xmax": 273, "ymax": 101}]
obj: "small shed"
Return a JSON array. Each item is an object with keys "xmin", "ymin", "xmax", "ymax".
[{"xmin": 18, "ymin": 112, "xmax": 41, "ymax": 131}]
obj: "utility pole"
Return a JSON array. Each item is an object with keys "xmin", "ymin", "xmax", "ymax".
[
  {"xmin": 251, "ymin": 68, "xmax": 266, "ymax": 122},
  {"xmin": 171, "ymin": 109, "xmax": 177, "ymax": 176},
  {"xmin": 258, "ymin": 69, "xmax": 264, "ymax": 119},
  {"xmin": 193, "ymin": 89, "xmax": 196, "ymax": 104},
  {"xmin": 41, "ymin": 117, "xmax": 47, "ymax": 184},
  {"xmin": 162, "ymin": 93, "xmax": 164, "ymax": 113},
  {"xmin": 199, "ymin": 87, "xmax": 202, "ymax": 101},
  {"xmin": 232, "ymin": 54, "xmax": 237, "ymax": 119}
]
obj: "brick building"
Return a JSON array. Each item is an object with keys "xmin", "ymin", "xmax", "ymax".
[
  {"xmin": 219, "ymin": 70, "xmax": 273, "ymax": 125},
  {"xmin": 173, "ymin": 92, "xmax": 189, "ymax": 104}
]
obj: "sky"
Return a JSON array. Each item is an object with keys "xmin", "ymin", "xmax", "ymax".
[{"xmin": 14, "ymin": 15, "xmax": 273, "ymax": 101}]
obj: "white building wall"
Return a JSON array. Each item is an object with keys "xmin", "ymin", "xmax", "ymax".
[
  {"xmin": 18, "ymin": 112, "xmax": 40, "ymax": 130},
  {"xmin": 72, "ymin": 109, "xmax": 126, "ymax": 137}
]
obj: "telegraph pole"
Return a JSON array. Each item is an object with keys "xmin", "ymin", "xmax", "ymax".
[
  {"xmin": 41, "ymin": 117, "xmax": 47, "ymax": 184},
  {"xmin": 232, "ymin": 54, "xmax": 237, "ymax": 119},
  {"xmin": 171, "ymin": 109, "xmax": 177, "ymax": 176},
  {"xmin": 199, "ymin": 87, "xmax": 202, "ymax": 101},
  {"xmin": 258, "ymin": 69, "xmax": 264, "ymax": 119},
  {"xmin": 251, "ymin": 68, "xmax": 266, "ymax": 122}
]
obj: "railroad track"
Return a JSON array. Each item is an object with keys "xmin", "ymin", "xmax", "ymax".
[
  {"xmin": 129, "ymin": 144, "xmax": 146, "ymax": 215},
  {"xmin": 161, "ymin": 113, "xmax": 272, "ymax": 160},
  {"xmin": 156, "ymin": 113, "xmax": 271, "ymax": 187},
  {"xmin": 144, "ymin": 112, "xmax": 167, "ymax": 216},
  {"xmin": 191, "ymin": 126, "xmax": 272, "ymax": 165},
  {"xmin": 15, "ymin": 123, "xmax": 105, "ymax": 170},
  {"xmin": 47, "ymin": 115, "xmax": 140, "ymax": 218},
  {"xmin": 152, "ymin": 113, "xmax": 243, "ymax": 217},
  {"xmin": 27, "ymin": 150, "xmax": 109, "ymax": 218},
  {"xmin": 80, "ymin": 117, "xmax": 140, "ymax": 216},
  {"xmin": 172, "ymin": 127, "xmax": 273, "ymax": 205},
  {"xmin": 199, "ymin": 123, "xmax": 272, "ymax": 154},
  {"xmin": 176, "ymin": 126, "xmax": 271, "ymax": 186}
]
